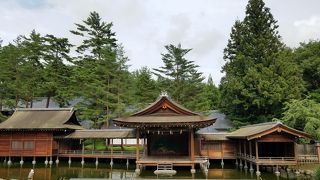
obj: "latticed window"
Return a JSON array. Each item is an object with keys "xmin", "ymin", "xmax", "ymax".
[
  {"xmin": 24, "ymin": 141, "xmax": 34, "ymax": 150},
  {"xmin": 11, "ymin": 141, "xmax": 23, "ymax": 150}
]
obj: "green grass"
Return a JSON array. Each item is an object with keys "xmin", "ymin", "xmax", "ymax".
[{"xmin": 83, "ymin": 139, "xmax": 143, "ymax": 151}]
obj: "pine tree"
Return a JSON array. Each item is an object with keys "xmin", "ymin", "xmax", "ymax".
[
  {"xmin": 220, "ymin": 0, "xmax": 304, "ymax": 126},
  {"xmin": 16, "ymin": 30, "xmax": 45, "ymax": 107},
  {"xmin": 41, "ymin": 34, "xmax": 73, "ymax": 107},
  {"xmin": 133, "ymin": 67, "xmax": 158, "ymax": 108},
  {"xmin": 154, "ymin": 44, "xmax": 205, "ymax": 111},
  {"xmin": 0, "ymin": 43, "xmax": 24, "ymax": 108},
  {"xmin": 71, "ymin": 11, "xmax": 129, "ymax": 127}
]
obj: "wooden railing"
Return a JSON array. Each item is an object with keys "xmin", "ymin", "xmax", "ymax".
[
  {"xmin": 298, "ymin": 155, "xmax": 319, "ymax": 164},
  {"xmin": 237, "ymin": 153, "xmax": 297, "ymax": 164},
  {"xmin": 59, "ymin": 150, "xmax": 143, "ymax": 158},
  {"xmin": 258, "ymin": 157, "xmax": 296, "ymax": 161}
]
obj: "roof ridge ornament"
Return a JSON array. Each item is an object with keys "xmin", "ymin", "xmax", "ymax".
[{"xmin": 160, "ymin": 91, "xmax": 168, "ymax": 97}]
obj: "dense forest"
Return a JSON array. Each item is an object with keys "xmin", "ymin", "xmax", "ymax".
[{"xmin": 0, "ymin": 0, "xmax": 319, "ymax": 137}]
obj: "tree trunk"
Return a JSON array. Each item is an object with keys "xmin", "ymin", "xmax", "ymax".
[
  {"xmin": 46, "ymin": 96, "xmax": 51, "ymax": 108},
  {"xmin": 30, "ymin": 97, "xmax": 33, "ymax": 108},
  {"xmin": 0, "ymin": 98, "xmax": 3, "ymax": 111},
  {"xmin": 121, "ymin": 139, "xmax": 124, "ymax": 151},
  {"xmin": 15, "ymin": 95, "xmax": 19, "ymax": 108}
]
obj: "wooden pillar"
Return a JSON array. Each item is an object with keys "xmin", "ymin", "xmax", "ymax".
[
  {"xmin": 239, "ymin": 141, "xmax": 243, "ymax": 167},
  {"xmin": 249, "ymin": 141, "xmax": 252, "ymax": 157},
  {"xmin": 136, "ymin": 128, "xmax": 140, "ymax": 161},
  {"xmin": 255, "ymin": 140, "xmax": 259, "ymax": 160},
  {"xmin": 50, "ymin": 133, "xmax": 53, "ymax": 156},
  {"xmin": 110, "ymin": 138, "xmax": 113, "ymax": 158},
  {"xmin": 249, "ymin": 141, "xmax": 253, "ymax": 171},
  {"xmin": 316, "ymin": 142, "xmax": 320, "ymax": 163},
  {"xmin": 244, "ymin": 141, "xmax": 248, "ymax": 169},
  {"xmin": 190, "ymin": 129, "xmax": 195, "ymax": 162},
  {"xmin": 221, "ymin": 142, "xmax": 224, "ymax": 158},
  {"xmin": 239, "ymin": 141, "xmax": 242, "ymax": 156},
  {"xmin": 207, "ymin": 142, "xmax": 209, "ymax": 158},
  {"xmin": 294, "ymin": 142, "xmax": 297, "ymax": 162},
  {"xmin": 190, "ymin": 129, "xmax": 196, "ymax": 173},
  {"xmin": 199, "ymin": 138, "xmax": 202, "ymax": 156}
]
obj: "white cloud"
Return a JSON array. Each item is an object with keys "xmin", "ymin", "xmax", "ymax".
[{"xmin": 0, "ymin": 0, "xmax": 319, "ymax": 85}]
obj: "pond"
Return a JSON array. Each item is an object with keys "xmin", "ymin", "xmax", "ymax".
[{"xmin": 0, "ymin": 161, "xmax": 314, "ymax": 180}]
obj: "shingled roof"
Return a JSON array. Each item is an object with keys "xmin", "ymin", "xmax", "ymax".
[
  {"xmin": 0, "ymin": 108, "xmax": 83, "ymax": 131},
  {"xmin": 59, "ymin": 129, "xmax": 135, "ymax": 139},
  {"xmin": 227, "ymin": 121, "xmax": 312, "ymax": 140},
  {"xmin": 113, "ymin": 94, "xmax": 215, "ymax": 128}
]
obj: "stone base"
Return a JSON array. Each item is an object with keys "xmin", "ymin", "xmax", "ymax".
[
  {"xmin": 190, "ymin": 169, "xmax": 196, "ymax": 174},
  {"xmin": 256, "ymin": 171, "xmax": 261, "ymax": 177},
  {"xmin": 135, "ymin": 169, "xmax": 141, "ymax": 175},
  {"xmin": 154, "ymin": 170, "xmax": 177, "ymax": 176}
]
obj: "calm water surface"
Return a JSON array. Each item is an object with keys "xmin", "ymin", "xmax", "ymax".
[{"xmin": 0, "ymin": 161, "xmax": 313, "ymax": 180}]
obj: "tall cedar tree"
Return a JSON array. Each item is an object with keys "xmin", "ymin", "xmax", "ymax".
[
  {"xmin": 154, "ymin": 44, "xmax": 207, "ymax": 112},
  {"xmin": 220, "ymin": 0, "xmax": 304, "ymax": 126},
  {"xmin": 71, "ymin": 11, "xmax": 129, "ymax": 127}
]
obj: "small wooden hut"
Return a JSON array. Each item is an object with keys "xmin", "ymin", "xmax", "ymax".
[
  {"xmin": 0, "ymin": 108, "xmax": 82, "ymax": 160},
  {"xmin": 227, "ymin": 121, "xmax": 312, "ymax": 175}
]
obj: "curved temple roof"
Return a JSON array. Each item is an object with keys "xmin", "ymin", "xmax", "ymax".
[
  {"xmin": 0, "ymin": 108, "xmax": 83, "ymax": 131},
  {"xmin": 113, "ymin": 95, "xmax": 215, "ymax": 128}
]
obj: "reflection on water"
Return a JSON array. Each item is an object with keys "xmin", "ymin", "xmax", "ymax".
[{"xmin": 0, "ymin": 162, "xmax": 313, "ymax": 179}]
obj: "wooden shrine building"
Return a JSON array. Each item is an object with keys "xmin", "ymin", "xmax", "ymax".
[
  {"xmin": 0, "ymin": 108, "xmax": 83, "ymax": 163},
  {"xmin": 113, "ymin": 93, "xmax": 216, "ymax": 173}
]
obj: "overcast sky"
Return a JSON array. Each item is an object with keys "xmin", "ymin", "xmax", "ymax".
[{"xmin": 0, "ymin": 0, "xmax": 319, "ymax": 85}]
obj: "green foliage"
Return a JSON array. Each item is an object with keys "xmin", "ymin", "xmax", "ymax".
[
  {"xmin": 220, "ymin": 0, "xmax": 304, "ymax": 125},
  {"xmin": 280, "ymin": 99, "xmax": 320, "ymax": 139},
  {"xmin": 0, "ymin": 113, "xmax": 7, "ymax": 123},
  {"xmin": 41, "ymin": 34, "xmax": 73, "ymax": 107},
  {"xmin": 294, "ymin": 41, "xmax": 320, "ymax": 102},
  {"xmin": 154, "ymin": 44, "xmax": 209, "ymax": 112},
  {"xmin": 315, "ymin": 166, "xmax": 320, "ymax": 180},
  {"xmin": 132, "ymin": 67, "xmax": 159, "ymax": 108},
  {"xmin": 71, "ymin": 12, "xmax": 132, "ymax": 127}
]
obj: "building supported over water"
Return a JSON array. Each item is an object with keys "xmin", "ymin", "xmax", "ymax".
[
  {"xmin": 0, "ymin": 108, "xmax": 83, "ymax": 166},
  {"xmin": 113, "ymin": 94, "xmax": 215, "ymax": 174},
  {"xmin": 0, "ymin": 95, "xmax": 318, "ymax": 178}
]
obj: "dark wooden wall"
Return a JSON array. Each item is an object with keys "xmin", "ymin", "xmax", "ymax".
[
  {"xmin": 200, "ymin": 141, "xmax": 236, "ymax": 159},
  {"xmin": 0, "ymin": 131, "xmax": 55, "ymax": 157}
]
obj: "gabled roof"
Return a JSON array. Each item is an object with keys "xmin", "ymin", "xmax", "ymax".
[
  {"xmin": 114, "ymin": 94, "xmax": 215, "ymax": 128},
  {"xmin": 58, "ymin": 129, "xmax": 135, "ymax": 139},
  {"xmin": 227, "ymin": 121, "xmax": 312, "ymax": 140},
  {"xmin": 0, "ymin": 108, "xmax": 83, "ymax": 131},
  {"xmin": 197, "ymin": 111, "xmax": 232, "ymax": 133},
  {"xmin": 132, "ymin": 95, "xmax": 199, "ymax": 116}
]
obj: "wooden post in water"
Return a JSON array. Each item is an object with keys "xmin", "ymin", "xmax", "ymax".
[
  {"xmin": 255, "ymin": 140, "xmax": 260, "ymax": 177},
  {"xmin": 190, "ymin": 129, "xmax": 195, "ymax": 174},
  {"xmin": 244, "ymin": 141, "xmax": 248, "ymax": 169},
  {"xmin": 110, "ymin": 138, "xmax": 113, "ymax": 167},
  {"xmin": 239, "ymin": 141, "xmax": 243, "ymax": 168},
  {"xmin": 249, "ymin": 141, "xmax": 253, "ymax": 172},
  {"xmin": 135, "ymin": 128, "xmax": 140, "ymax": 175}
]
